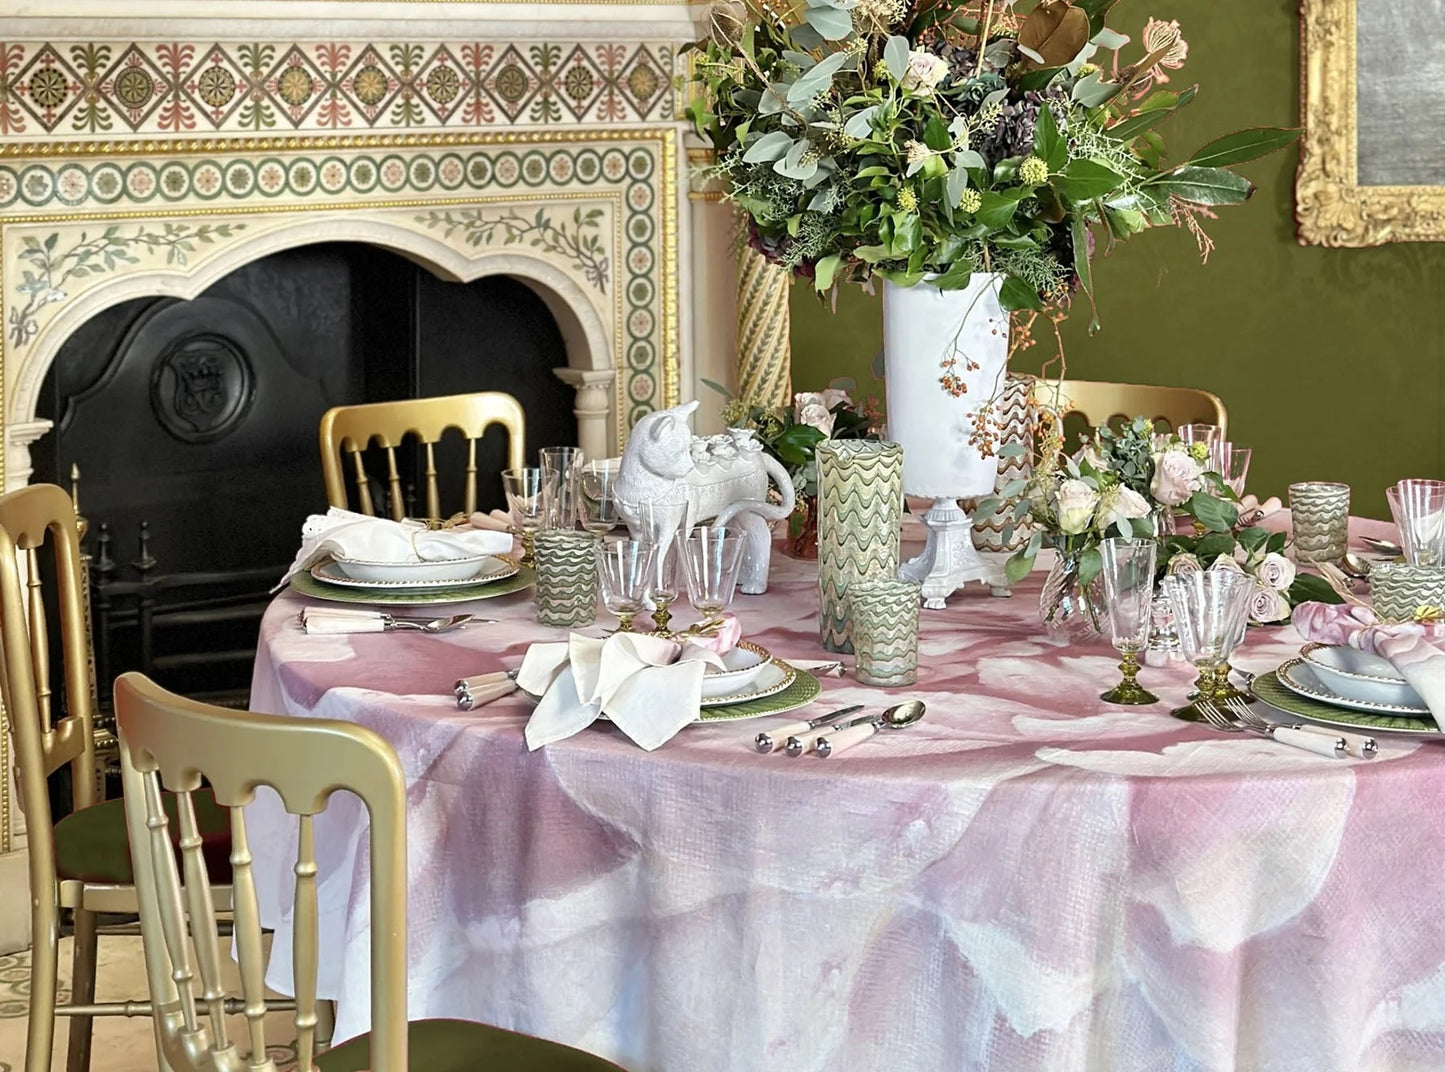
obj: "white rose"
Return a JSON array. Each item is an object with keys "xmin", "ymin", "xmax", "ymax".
[
  {"xmin": 1166, "ymin": 552, "xmax": 1203, "ymax": 576},
  {"xmin": 1056, "ymin": 478, "xmax": 1099, "ymax": 536},
  {"xmin": 1150, "ymin": 450, "xmax": 1203, "ymax": 507},
  {"xmin": 901, "ymin": 51, "xmax": 951, "ymax": 92},
  {"xmin": 796, "ymin": 402, "xmax": 836, "ymax": 435},
  {"xmin": 1255, "ymin": 551, "xmax": 1296, "ymax": 591},
  {"xmin": 819, "ymin": 387, "xmax": 852, "ymax": 411},
  {"xmin": 1095, "ymin": 485, "xmax": 1152, "ymax": 534},
  {"xmin": 1210, "ymin": 553, "xmax": 1245, "ymax": 574},
  {"xmin": 1248, "ymin": 581, "xmax": 1291, "ymax": 624}
]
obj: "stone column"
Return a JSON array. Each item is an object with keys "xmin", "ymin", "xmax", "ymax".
[
  {"xmin": 554, "ymin": 367, "xmax": 618, "ymax": 460},
  {"xmin": 735, "ymin": 244, "xmax": 792, "ymax": 408}
]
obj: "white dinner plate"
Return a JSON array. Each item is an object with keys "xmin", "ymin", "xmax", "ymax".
[
  {"xmin": 332, "ymin": 553, "xmax": 495, "ymax": 584},
  {"xmin": 699, "ymin": 657, "xmax": 795, "ymax": 708},
  {"xmin": 1277, "ymin": 657, "xmax": 1431, "ymax": 717},
  {"xmin": 312, "ymin": 555, "xmax": 518, "ymax": 590},
  {"xmin": 1298, "ymin": 642, "xmax": 1423, "ymax": 709}
]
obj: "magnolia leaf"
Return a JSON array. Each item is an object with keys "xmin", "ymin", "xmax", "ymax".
[
  {"xmin": 742, "ymin": 130, "xmax": 794, "ymax": 163},
  {"xmin": 1017, "ymin": 0, "xmax": 1090, "ymax": 69},
  {"xmin": 1148, "ymin": 165, "xmax": 1254, "ymax": 206},
  {"xmin": 1106, "ymin": 84, "xmax": 1198, "ymax": 140},
  {"xmin": 1016, "ymin": 65, "xmax": 1065, "ymax": 92},
  {"xmin": 999, "ymin": 275, "xmax": 1044, "ymax": 312},
  {"xmin": 884, "ymin": 35, "xmax": 910, "ymax": 80},
  {"xmin": 1091, "ymin": 27, "xmax": 1129, "ymax": 50},
  {"xmin": 844, "ymin": 105, "xmax": 881, "ymax": 139},
  {"xmin": 1185, "ymin": 127, "xmax": 1301, "ymax": 169},
  {"xmin": 1186, "ymin": 490, "xmax": 1238, "ymax": 533},
  {"xmin": 813, "ymin": 252, "xmax": 843, "ymax": 292}
]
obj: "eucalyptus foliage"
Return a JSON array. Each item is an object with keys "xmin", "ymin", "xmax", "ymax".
[{"xmin": 687, "ymin": 0, "xmax": 1298, "ymax": 312}]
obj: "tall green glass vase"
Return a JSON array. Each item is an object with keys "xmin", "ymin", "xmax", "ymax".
[{"xmin": 817, "ymin": 440, "xmax": 904, "ymax": 653}]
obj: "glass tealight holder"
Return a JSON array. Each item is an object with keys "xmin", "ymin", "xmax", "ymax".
[
  {"xmin": 1289, "ymin": 481, "xmax": 1350, "ymax": 564},
  {"xmin": 1098, "ymin": 538, "xmax": 1158, "ymax": 705}
]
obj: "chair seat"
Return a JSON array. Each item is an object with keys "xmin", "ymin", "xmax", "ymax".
[
  {"xmin": 53, "ymin": 788, "xmax": 233, "ymax": 886},
  {"xmin": 315, "ymin": 1018, "xmax": 626, "ymax": 1071}
]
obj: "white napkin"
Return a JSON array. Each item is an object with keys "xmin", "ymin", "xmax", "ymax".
[
  {"xmin": 275, "ymin": 508, "xmax": 514, "ymax": 591},
  {"xmin": 520, "ymin": 632, "xmax": 726, "ymax": 751}
]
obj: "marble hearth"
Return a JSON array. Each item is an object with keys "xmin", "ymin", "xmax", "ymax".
[{"xmin": 0, "ymin": 0, "xmax": 742, "ymax": 952}]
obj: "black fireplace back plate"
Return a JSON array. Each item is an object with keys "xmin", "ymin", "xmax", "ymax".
[{"xmin": 34, "ymin": 241, "xmax": 575, "ymax": 703}]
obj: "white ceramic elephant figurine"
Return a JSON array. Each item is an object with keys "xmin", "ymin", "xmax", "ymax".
[{"xmin": 615, "ymin": 400, "xmax": 795, "ymax": 594}]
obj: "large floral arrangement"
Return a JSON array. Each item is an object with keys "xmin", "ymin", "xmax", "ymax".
[
  {"xmin": 687, "ymin": 0, "xmax": 1296, "ymax": 313},
  {"xmin": 991, "ymin": 415, "xmax": 1340, "ymax": 624}
]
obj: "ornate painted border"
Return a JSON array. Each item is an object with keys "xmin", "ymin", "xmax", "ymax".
[
  {"xmin": 0, "ymin": 41, "xmax": 675, "ymax": 139},
  {"xmin": 1296, "ymin": 0, "xmax": 1445, "ymax": 245},
  {"xmin": 0, "ymin": 127, "xmax": 680, "ymax": 486}
]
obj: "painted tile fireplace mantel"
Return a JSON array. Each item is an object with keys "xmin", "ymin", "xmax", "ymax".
[{"xmin": 0, "ymin": 0, "xmax": 746, "ymax": 954}]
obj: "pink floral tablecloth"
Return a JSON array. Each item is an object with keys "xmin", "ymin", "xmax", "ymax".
[{"xmin": 246, "ymin": 518, "xmax": 1445, "ymax": 1072}]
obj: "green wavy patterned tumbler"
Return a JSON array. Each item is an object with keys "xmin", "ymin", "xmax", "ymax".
[
  {"xmin": 848, "ymin": 578, "xmax": 922, "ymax": 686},
  {"xmin": 817, "ymin": 440, "xmax": 904, "ymax": 653},
  {"xmin": 534, "ymin": 530, "xmax": 599, "ymax": 627}
]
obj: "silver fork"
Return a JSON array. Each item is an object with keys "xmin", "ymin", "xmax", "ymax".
[
  {"xmin": 1229, "ymin": 669, "xmax": 1379, "ymax": 759},
  {"xmin": 1223, "ymin": 696, "xmax": 1377, "ymax": 760},
  {"xmin": 1197, "ymin": 701, "xmax": 1346, "ymax": 758}
]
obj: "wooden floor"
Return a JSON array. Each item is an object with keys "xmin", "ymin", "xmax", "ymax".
[{"xmin": 0, "ymin": 936, "xmax": 300, "ymax": 1071}]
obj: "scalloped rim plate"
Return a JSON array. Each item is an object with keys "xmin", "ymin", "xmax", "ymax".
[
  {"xmin": 1277, "ymin": 657, "xmax": 1431, "ymax": 716},
  {"xmin": 289, "ymin": 562, "xmax": 534, "ymax": 606},
  {"xmin": 1254, "ymin": 661, "xmax": 1440, "ymax": 736}
]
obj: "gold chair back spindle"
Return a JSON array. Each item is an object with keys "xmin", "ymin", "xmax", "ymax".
[
  {"xmin": 117, "ymin": 673, "xmax": 629, "ymax": 1072},
  {"xmin": 319, "ymin": 392, "xmax": 526, "ymax": 522},
  {"xmin": 1033, "ymin": 379, "xmax": 1228, "ymax": 438},
  {"xmin": 116, "ymin": 673, "xmax": 409, "ymax": 1072}
]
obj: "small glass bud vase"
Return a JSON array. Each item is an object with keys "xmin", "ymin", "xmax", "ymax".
[{"xmin": 1038, "ymin": 548, "xmax": 1105, "ymax": 644}]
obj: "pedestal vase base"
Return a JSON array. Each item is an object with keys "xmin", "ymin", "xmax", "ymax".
[{"xmin": 899, "ymin": 498, "xmax": 1010, "ymax": 609}]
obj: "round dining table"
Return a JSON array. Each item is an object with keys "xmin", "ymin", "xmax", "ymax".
[{"xmin": 245, "ymin": 516, "xmax": 1445, "ymax": 1072}]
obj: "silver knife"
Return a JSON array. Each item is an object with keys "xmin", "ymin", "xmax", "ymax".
[
  {"xmin": 751, "ymin": 705, "xmax": 864, "ymax": 755},
  {"xmin": 782, "ymin": 708, "xmax": 875, "ymax": 757}
]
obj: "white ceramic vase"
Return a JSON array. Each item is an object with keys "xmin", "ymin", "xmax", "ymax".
[{"xmin": 884, "ymin": 274, "xmax": 1012, "ymax": 607}]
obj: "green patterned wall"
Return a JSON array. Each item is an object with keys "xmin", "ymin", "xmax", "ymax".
[{"xmin": 788, "ymin": 0, "xmax": 1445, "ymax": 520}]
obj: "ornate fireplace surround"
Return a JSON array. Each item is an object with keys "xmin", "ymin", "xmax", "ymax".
[{"xmin": 0, "ymin": 0, "xmax": 740, "ymax": 951}]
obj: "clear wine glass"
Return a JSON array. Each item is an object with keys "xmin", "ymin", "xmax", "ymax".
[
  {"xmin": 540, "ymin": 446, "xmax": 584, "ymax": 531},
  {"xmin": 501, "ymin": 467, "xmax": 557, "ymax": 566},
  {"xmin": 623, "ymin": 499, "xmax": 689, "ymax": 632},
  {"xmin": 1098, "ymin": 538, "xmax": 1159, "ymax": 705},
  {"xmin": 578, "ymin": 464, "xmax": 624, "ymax": 536},
  {"xmin": 1388, "ymin": 479, "xmax": 1445, "ymax": 567},
  {"xmin": 679, "ymin": 526, "xmax": 745, "ymax": 625},
  {"xmin": 1207, "ymin": 441, "xmax": 1252, "ymax": 497},
  {"xmin": 595, "ymin": 538, "xmax": 656, "ymax": 632},
  {"xmin": 1164, "ymin": 569, "xmax": 1256, "ymax": 721}
]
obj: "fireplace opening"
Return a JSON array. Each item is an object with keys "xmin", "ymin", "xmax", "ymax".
[{"xmin": 33, "ymin": 241, "xmax": 577, "ymax": 714}]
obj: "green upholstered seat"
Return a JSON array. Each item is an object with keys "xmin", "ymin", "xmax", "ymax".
[
  {"xmin": 315, "ymin": 1019, "xmax": 627, "ymax": 1071},
  {"xmin": 52, "ymin": 788, "xmax": 233, "ymax": 886}
]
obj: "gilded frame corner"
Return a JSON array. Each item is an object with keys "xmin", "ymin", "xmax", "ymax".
[{"xmin": 1296, "ymin": 0, "xmax": 1445, "ymax": 246}]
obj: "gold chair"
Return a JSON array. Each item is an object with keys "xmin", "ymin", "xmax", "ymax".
[
  {"xmin": 0, "ymin": 484, "xmax": 233, "ymax": 1072},
  {"xmin": 319, "ymin": 392, "xmax": 526, "ymax": 521},
  {"xmin": 114, "ymin": 671, "xmax": 628, "ymax": 1072},
  {"xmin": 1033, "ymin": 379, "xmax": 1228, "ymax": 437}
]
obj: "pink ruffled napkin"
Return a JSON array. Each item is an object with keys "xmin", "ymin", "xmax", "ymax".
[{"xmin": 1292, "ymin": 601, "xmax": 1445, "ymax": 715}]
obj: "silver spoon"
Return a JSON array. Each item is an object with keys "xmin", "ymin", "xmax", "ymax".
[
  {"xmin": 815, "ymin": 700, "xmax": 927, "ymax": 758},
  {"xmin": 1338, "ymin": 553, "xmax": 1373, "ymax": 581}
]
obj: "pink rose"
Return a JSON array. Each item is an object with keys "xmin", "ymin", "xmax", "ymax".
[
  {"xmin": 1248, "ymin": 582, "xmax": 1291, "ymax": 624},
  {"xmin": 1149, "ymin": 450, "xmax": 1203, "ymax": 507},
  {"xmin": 682, "ymin": 613, "xmax": 741, "ymax": 654},
  {"xmin": 1255, "ymin": 552, "xmax": 1296, "ymax": 591}
]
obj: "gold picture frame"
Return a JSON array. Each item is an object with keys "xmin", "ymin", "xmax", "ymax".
[{"xmin": 1296, "ymin": 0, "xmax": 1445, "ymax": 245}]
